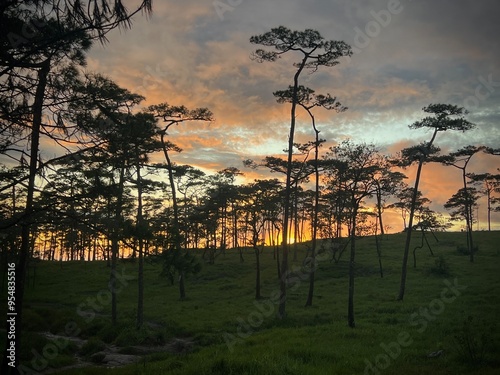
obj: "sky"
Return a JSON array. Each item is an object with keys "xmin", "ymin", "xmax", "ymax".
[{"xmin": 82, "ymin": 0, "xmax": 499, "ymax": 230}]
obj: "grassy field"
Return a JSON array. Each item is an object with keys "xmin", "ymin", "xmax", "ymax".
[{"xmin": 2, "ymin": 231, "xmax": 500, "ymax": 374}]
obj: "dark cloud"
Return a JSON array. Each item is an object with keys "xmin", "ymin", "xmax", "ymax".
[{"xmin": 80, "ymin": 0, "xmax": 500, "ymax": 227}]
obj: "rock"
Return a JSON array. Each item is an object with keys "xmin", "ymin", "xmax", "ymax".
[
  {"xmin": 103, "ymin": 353, "xmax": 141, "ymax": 367},
  {"xmin": 427, "ymin": 349, "xmax": 444, "ymax": 358},
  {"xmin": 90, "ymin": 352, "xmax": 106, "ymax": 363}
]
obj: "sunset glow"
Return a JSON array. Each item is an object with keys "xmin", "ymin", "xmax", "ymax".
[{"xmin": 72, "ymin": 0, "xmax": 500, "ymax": 232}]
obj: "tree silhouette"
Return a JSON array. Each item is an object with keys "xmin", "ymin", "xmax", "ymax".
[
  {"xmin": 274, "ymin": 85, "xmax": 346, "ymax": 307},
  {"xmin": 1, "ymin": 2, "xmax": 151, "ymax": 366},
  {"xmin": 147, "ymin": 103, "xmax": 213, "ymax": 261},
  {"xmin": 440, "ymin": 145, "xmax": 485, "ymax": 260},
  {"xmin": 444, "ymin": 186, "xmax": 481, "ymax": 256},
  {"xmin": 326, "ymin": 140, "xmax": 382, "ymax": 328},
  {"xmin": 468, "ymin": 172, "xmax": 500, "ymax": 231},
  {"xmin": 250, "ymin": 26, "xmax": 351, "ymax": 318},
  {"xmin": 0, "ymin": 0, "xmax": 152, "ymax": 76},
  {"xmin": 69, "ymin": 73, "xmax": 144, "ymax": 324},
  {"xmin": 397, "ymin": 104, "xmax": 475, "ymax": 301},
  {"xmin": 0, "ymin": 21, "xmax": 95, "ymax": 372}
]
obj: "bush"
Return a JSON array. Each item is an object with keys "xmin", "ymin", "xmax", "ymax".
[
  {"xmin": 16, "ymin": 332, "xmax": 78, "ymax": 369},
  {"xmin": 21, "ymin": 309, "xmax": 50, "ymax": 332},
  {"xmin": 115, "ymin": 329, "xmax": 140, "ymax": 347},
  {"xmin": 429, "ymin": 255, "xmax": 451, "ymax": 276},
  {"xmin": 98, "ymin": 322, "xmax": 126, "ymax": 343},
  {"xmin": 453, "ymin": 315, "xmax": 491, "ymax": 365},
  {"xmin": 456, "ymin": 245, "xmax": 478, "ymax": 256}
]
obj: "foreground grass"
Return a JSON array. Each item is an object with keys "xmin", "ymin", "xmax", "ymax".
[{"xmin": 1, "ymin": 231, "xmax": 500, "ymax": 374}]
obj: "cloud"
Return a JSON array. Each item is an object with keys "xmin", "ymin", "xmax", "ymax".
[{"xmin": 75, "ymin": 0, "xmax": 500, "ymax": 230}]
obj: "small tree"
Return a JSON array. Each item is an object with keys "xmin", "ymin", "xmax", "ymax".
[
  {"xmin": 387, "ymin": 187, "xmax": 430, "ymax": 232},
  {"xmin": 397, "ymin": 104, "xmax": 475, "ymax": 301},
  {"xmin": 445, "ymin": 187, "xmax": 480, "ymax": 251},
  {"xmin": 160, "ymin": 250, "xmax": 201, "ymax": 299},
  {"xmin": 326, "ymin": 140, "xmax": 382, "ymax": 328},
  {"xmin": 440, "ymin": 145, "xmax": 485, "ymax": 260},
  {"xmin": 147, "ymin": 103, "xmax": 213, "ymax": 299},
  {"xmin": 468, "ymin": 172, "xmax": 500, "ymax": 232}
]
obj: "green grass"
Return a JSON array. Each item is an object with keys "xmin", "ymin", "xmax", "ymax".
[{"xmin": 2, "ymin": 231, "xmax": 500, "ymax": 374}]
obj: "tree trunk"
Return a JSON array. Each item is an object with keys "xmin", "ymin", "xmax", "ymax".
[
  {"xmin": 398, "ymin": 160, "xmax": 424, "ymax": 301},
  {"xmin": 1, "ymin": 59, "xmax": 49, "ymax": 374},
  {"xmin": 161, "ymin": 133, "xmax": 188, "ymax": 298},
  {"xmin": 306, "ymin": 123, "xmax": 320, "ymax": 307},
  {"xmin": 161, "ymin": 133, "xmax": 182, "ymax": 252},
  {"xmin": 279, "ymin": 56, "xmax": 308, "ymax": 319},
  {"xmin": 136, "ymin": 149, "xmax": 144, "ymax": 329},
  {"xmin": 293, "ymin": 183, "xmax": 299, "ymax": 261},
  {"xmin": 348, "ymin": 206, "xmax": 357, "ymax": 328},
  {"xmin": 461, "ymin": 170, "xmax": 474, "ymax": 262},
  {"xmin": 111, "ymin": 166, "xmax": 125, "ymax": 325},
  {"xmin": 377, "ymin": 191, "xmax": 385, "ymax": 235},
  {"xmin": 487, "ymin": 188, "xmax": 491, "ymax": 231},
  {"xmin": 375, "ymin": 219, "xmax": 383, "ymax": 278},
  {"xmin": 398, "ymin": 129, "xmax": 438, "ymax": 301},
  {"xmin": 255, "ymin": 244, "xmax": 261, "ymax": 299}
]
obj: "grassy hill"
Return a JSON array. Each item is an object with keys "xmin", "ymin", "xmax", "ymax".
[{"xmin": 2, "ymin": 231, "xmax": 500, "ymax": 374}]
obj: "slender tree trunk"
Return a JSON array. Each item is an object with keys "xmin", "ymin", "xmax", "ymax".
[
  {"xmin": 1, "ymin": 59, "xmax": 49, "ymax": 374},
  {"xmin": 136, "ymin": 150, "xmax": 144, "ymax": 329},
  {"xmin": 254, "ymin": 227, "xmax": 261, "ymax": 299},
  {"xmin": 461, "ymin": 169, "xmax": 474, "ymax": 262},
  {"xmin": 293, "ymin": 183, "xmax": 299, "ymax": 261},
  {"xmin": 111, "ymin": 166, "xmax": 125, "ymax": 325},
  {"xmin": 398, "ymin": 160, "xmax": 424, "ymax": 300},
  {"xmin": 348, "ymin": 205, "xmax": 357, "ymax": 328},
  {"xmin": 276, "ymin": 228, "xmax": 281, "ymax": 280},
  {"xmin": 161, "ymin": 133, "xmax": 181, "ymax": 246},
  {"xmin": 487, "ymin": 189, "xmax": 491, "ymax": 231},
  {"xmin": 376, "ymin": 191, "xmax": 385, "ymax": 235},
  {"xmin": 161, "ymin": 133, "xmax": 186, "ymax": 298},
  {"xmin": 398, "ymin": 129, "xmax": 438, "ymax": 301},
  {"xmin": 233, "ymin": 203, "xmax": 240, "ymax": 253},
  {"xmin": 279, "ymin": 57, "xmax": 308, "ymax": 319},
  {"xmin": 375, "ymin": 218, "xmax": 383, "ymax": 278},
  {"xmin": 306, "ymin": 122, "xmax": 320, "ymax": 307}
]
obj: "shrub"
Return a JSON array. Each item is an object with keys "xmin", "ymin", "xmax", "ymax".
[
  {"xmin": 453, "ymin": 315, "xmax": 491, "ymax": 365},
  {"xmin": 98, "ymin": 322, "xmax": 126, "ymax": 343},
  {"xmin": 456, "ymin": 245, "xmax": 478, "ymax": 256},
  {"xmin": 115, "ymin": 329, "xmax": 140, "ymax": 347},
  {"xmin": 21, "ymin": 309, "xmax": 50, "ymax": 332},
  {"xmin": 429, "ymin": 255, "xmax": 451, "ymax": 276}
]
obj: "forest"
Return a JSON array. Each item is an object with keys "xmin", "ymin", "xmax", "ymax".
[{"xmin": 1, "ymin": 1, "xmax": 500, "ymax": 374}]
